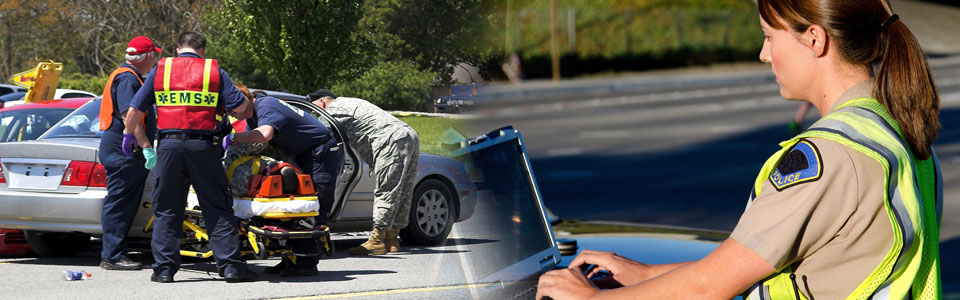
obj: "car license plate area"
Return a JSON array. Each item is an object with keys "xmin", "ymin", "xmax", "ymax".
[{"xmin": 3, "ymin": 158, "xmax": 69, "ymax": 190}]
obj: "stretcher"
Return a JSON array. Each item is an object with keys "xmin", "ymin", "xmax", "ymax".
[{"xmin": 146, "ymin": 157, "xmax": 335, "ymax": 260}]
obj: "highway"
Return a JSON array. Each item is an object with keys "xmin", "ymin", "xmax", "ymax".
[{"xmin": 470, "ymin": 55, "xmax": 960, "ymax": 294}]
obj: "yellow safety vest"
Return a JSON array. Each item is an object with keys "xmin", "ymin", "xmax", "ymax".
[{"xmin": 743, "ymin": 98, "xmax": 941, "ymax": 300}]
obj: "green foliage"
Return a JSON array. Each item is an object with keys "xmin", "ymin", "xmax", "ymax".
[
  {"xmin": 332, "ymin": 61, "xmax": 436, "ymax": 111},
  {"xmin": 209, "ymin": 0, "xmax": 369, "ymax": 94},
  {"xmin": 359, "ymin": 0, "xmax": 499, "ymax": 83},
  {"xmin": 57, "ymin": 73, "xmax": 108, "ymax": 95},
  {"xmin": 493, "ymin": 0, "xmax": 763, "ymax": 76}
]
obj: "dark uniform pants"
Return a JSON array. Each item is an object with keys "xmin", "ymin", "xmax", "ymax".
[
  {"xmin": 99, "ymin": 130, "xmax": 148, "ymax": 262},
  {"xmin": 150, "ymin": 138, "xmax": 246, "ymax": 276},
  {"xmin": 290, "ymin": 138, "xmax": 341, "ymax": 270}
]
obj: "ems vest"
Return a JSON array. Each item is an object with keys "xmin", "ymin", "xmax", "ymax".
[
  {"xmin": 153, "ymin": 57, "xmax": 221, "ymax": 131},
  {"xmin": 743, "ymin": 98, "xmax": 942, "ymax": 300},
  {"xmin": 99, "ymin": 67, "xmax": 143, "ymax": 130}
]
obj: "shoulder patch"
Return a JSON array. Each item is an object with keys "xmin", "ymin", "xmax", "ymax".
[{"xmin": 769, "ymin": 139, "xmax": 823, "ymax": 191}]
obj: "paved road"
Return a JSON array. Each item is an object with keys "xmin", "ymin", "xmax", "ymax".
[
  {"xmin": 469, "ymin": 54, "xmax": 960, "ymax": 295},
  {"xmin": 0, "ymin": 196, "xmax": 526, "ymax": 300}
]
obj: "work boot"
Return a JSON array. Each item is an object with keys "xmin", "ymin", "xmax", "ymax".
[
  {"xmin": 100, "ymin": 257, "xmax": 143, "ymax": 270},
  {"xmin": 347, "ymin": 228, "xmax": 388, "ymax": 255},
  {"xmin": 384, "ymin": 228, "xmax": 402, "ymax": 253}
]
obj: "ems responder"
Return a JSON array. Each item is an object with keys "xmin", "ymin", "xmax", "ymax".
[
  {"xmin": 536, "ymin": 0, "xmax": 943, "ymax": 299},
  {"xmin": 122, "ymin": 31, "xmax": 255, "ymax": 283},
  {"xmin": 97, "ymin": 36, "xmax": 160, "ymax": 271},
  {"xmin": 223, "ymin": 84, "xmax": 341, "ymax": 277},
  {"xmin": 309, "ymin": 89, "xmax": 419, "ymax": 255}
]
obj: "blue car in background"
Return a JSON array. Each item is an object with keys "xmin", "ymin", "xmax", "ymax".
[{"xmin": 434, "ymin": 83, "xmax": 482, "ymax": 113}]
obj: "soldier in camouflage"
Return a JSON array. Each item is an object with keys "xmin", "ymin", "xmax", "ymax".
[{"xmin": 309, "ymin": 89, "xmax": 419, "ymax": 255}]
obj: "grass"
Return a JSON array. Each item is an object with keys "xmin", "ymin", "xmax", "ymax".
[{"xmin": 396, "ymin": 115, "xmax": 470, "ymax": 156}]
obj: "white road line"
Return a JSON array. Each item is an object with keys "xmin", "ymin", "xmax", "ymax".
[
  {"xmin": 546, "ymin": 148, "xmax": 583, "ymax": 156},
  {"xmin": 710, "ymin": 125, "xmax": 751, "ymax": 134},
  {"xmin": 579, "ymin": 129, "xmax": 631, "ymax": 138}
]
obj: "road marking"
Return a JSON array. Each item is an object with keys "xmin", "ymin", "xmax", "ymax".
[
  {"xmin": 579, "ymin": 129, "xmax": 631, "ymax": 138},
  {"xmin": 546, "ymin": 148, "xmax": 582, "ymax": 156},
  {"xmin": 272, "ymin": 282, "xmax": 500, "ymax": 299},
  {"xmin": 710, "ymin": 125, "xmax": 750, "ymax": 134}
]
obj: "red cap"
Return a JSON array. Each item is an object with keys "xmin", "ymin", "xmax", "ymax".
[{"xmin": 126, "ymin": 36, "xmax": 162, "ymax": 55}]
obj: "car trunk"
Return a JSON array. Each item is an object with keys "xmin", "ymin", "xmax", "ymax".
[{"xmin": 0, "ymin": 139, "xmax": 100, "ymax": 193}]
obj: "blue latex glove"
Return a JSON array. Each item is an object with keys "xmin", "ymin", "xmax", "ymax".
[
  {"xmin": 122, "ymin": 133, "xmax": 136, "ymax": 157},
  {"xmin": 222, "ymin": 133, "xmax": 235, "ymax": 150},
  {"xmin": 143, "ymin": 147, "xmax": 157, "ymax": 170}
]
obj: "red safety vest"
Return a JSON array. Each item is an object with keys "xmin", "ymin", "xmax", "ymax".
[
  {"xmin": 153, "ymin": 57, "xmax": 221, "ymax": 131},
  {"xmin": 99, "ymin": 67, "xmax": 143, "ymax": 130}
]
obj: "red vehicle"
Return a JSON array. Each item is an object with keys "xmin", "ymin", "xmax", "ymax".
[{"xmin": 0, "ymin": 97, "xmax": 90, "ymax": 256}]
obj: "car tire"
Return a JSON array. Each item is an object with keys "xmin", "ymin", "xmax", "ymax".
[
  {"xmin": 400, "ymin": 179, "xmax": 456, "ymax": 246},
  {"xmin": 23, "ymin": 230, "xmax": 90, "ymax": 257}
]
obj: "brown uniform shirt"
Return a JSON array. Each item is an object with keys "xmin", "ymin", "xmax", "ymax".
[{"xmin": 730, "ymin": 80, "xmax": 894, "ymax": 299}]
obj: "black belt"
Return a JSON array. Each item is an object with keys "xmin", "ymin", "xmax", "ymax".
[{"xmin": 159, "ymin": 133, "xmax": 216, "ymax": 141}]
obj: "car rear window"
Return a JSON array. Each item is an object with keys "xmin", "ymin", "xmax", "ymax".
[
  {"xmin": 0, "ymin": 108, "xmax": 74, "ymax": 142},
  {"xmin": 41, "ymin": 98, "xmax": 102, "ymax": 139}
]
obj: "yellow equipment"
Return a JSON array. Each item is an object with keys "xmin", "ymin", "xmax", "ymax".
[{"xmin": 10, "ymin": 61, "xmax": 63, "ymax": 103}]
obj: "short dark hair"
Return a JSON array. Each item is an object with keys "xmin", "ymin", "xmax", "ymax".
[
  {"xmin": 307, "ymin": 89, "xmax": 336, "ymax": 101},
  {"xmin": 177, "ymin": 31, "xmax": 207, "ymax": 50}
]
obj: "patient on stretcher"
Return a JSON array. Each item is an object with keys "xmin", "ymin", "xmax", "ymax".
[{"xmin": 223, "ymin": 142, "xmax": 320, "ymax": 220}]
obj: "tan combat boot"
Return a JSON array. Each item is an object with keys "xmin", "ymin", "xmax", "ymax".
[
  {"xmin": 347, "ymin": 227, "xmax": 388, "ymax": 255},
  {"xmin": 384, "ymin": 228, "xmax": 402, "ymax": 253}
]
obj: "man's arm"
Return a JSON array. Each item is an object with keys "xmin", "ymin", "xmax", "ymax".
[
  {"xmin": 537, "ymin": 238, "xmax": 774, "ymax": 300},
  {"xmin": 234, "ymin": 125, "xmax": 275, "ymax": 144},
  {"xmin": 122, "ymin": 108, "xmax": 150, "ymax": 147}
]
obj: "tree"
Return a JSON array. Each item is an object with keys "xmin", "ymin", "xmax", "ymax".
[
  {"xmin": 209, "ymin": 0, "xmax": 369, "ymax": 94},
  {"xmin": 0, "ymin": 0, "xmax": 81, "ymax": 77},
  {"xmin": 0, "ymin": 0, "xmax": 208, "ymax": 82},
  {"xmin": 359, "ymin": 0, "xmax": 498, "ymax": 83}
]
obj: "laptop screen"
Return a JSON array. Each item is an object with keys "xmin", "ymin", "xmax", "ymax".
[{"xmin": 452, "ymin": 126, "xmax": 559, "ymax": 283}]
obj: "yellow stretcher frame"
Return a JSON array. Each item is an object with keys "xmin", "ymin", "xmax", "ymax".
[{"xmin": 143, "ymin": 200, "xmax": 333, "ymax": 260}]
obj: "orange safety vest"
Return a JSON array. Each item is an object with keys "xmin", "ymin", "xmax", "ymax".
[
  {"xmin": 99, "ymin": 67, "xmax": 144, "ymax": 130},
  {"xmin": 153, "ymin": 57, "xmax": 221, "ymax": 131}
]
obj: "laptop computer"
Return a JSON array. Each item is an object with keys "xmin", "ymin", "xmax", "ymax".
[{"xmin": 449, "ymin": 126, "xmax": 563, "ymax": 299}]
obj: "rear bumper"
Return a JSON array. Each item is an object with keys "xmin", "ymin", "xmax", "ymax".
[
  {"xmin": 0, "ymin": 188, "xmax": 110, "ymax": 234},
  {"xmin": 454, "ymin": 182, "xmax": 477, "ymax": 222}
]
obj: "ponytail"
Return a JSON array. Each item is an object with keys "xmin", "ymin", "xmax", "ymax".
[{"xmin": 874, "ymin": 18, "xmax": 940, "ymax": 160}]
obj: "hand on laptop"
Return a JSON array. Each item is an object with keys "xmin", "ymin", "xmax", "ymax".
[
  {"xmin": 567, "ymin": 250, "xmax": 654, "ymax": 288},
  {"xmin": 536, "ymin": 267, "xmax": 599, "ymax": 300}
]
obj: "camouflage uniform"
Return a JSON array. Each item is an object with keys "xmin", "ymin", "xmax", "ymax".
[
  {"xmin": 325, "ymin": 97, "xmax": 420, "ymax": 231},
  {"xmin": 222, "ymin": 142, "xmax": 297, "ymax": 197}
]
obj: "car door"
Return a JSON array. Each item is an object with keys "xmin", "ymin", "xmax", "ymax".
[{"xmin": 278, "ymin": 98, "xmax": 365, "ymax": 221}]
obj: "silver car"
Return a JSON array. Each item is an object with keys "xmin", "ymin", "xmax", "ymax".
[{"xmin": 0, "ymin": 96, "xmax": 477, "ymax": 256}]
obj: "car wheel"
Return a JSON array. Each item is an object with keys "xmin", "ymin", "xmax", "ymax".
[
  {"xmin": 23, "ymin": 230, "xmax": 90, "ymax": 257},
  {"xmin": 400, "ymin": 179, "xmax": 456, "ymax": 246}
]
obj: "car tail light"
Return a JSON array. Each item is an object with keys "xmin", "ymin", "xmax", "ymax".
[
  {"xmin": 89, "ymin": 163, "xmax": 107, "ymax": 187},
  {"xmin": 0, "ymin": 158, "xmax": 5, "ymax": 184},
  {"xmin": 61, "ymin": 161, "xmax": 95, "ymax": 186}
]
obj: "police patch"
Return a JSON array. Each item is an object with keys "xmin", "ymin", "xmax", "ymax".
[{"xmin": 769, "ymin": 139, "xmax": 822, "ymax": 191}]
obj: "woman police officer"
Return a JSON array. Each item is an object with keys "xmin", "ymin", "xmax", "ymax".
[{"xmin": 536, "ymin": 0, "xmax": 942, "ymax": 299}]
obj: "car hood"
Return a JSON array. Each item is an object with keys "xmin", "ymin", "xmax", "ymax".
[
  {"xmin": 0, "ymin": 138, "xmax": 100, "ymax": 162},
  {"xmin": 558, "ymin": 235, "xmax": 720, "ymax": 266}
]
